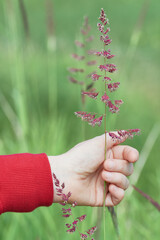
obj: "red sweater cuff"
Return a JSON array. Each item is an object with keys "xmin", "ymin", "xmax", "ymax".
[{"xmin": 0, "ymin": 153, "xmax": 53, "ymax": 214}]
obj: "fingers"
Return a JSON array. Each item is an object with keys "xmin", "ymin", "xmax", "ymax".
[
  {"xmin": 105, "ymin": 132, "xmax": 127, "ymax": 149},
  {"xmin": 94, "ymin": 132, "xmax": 127, "ymax": 152},
  {"xmin": 112, "ymin": 145, "xmax": 139, "ymax": 163},
  {"xmin": 104, "ymin": 159, "xmax": 134, "ymax": 176},
  {"xmin": 102, "ymin": 171, "xmax": 129, "ymax": 190},
  {"xmin": 95, "ymin": 134, "xmax": 139, "ymax": 163},
  {"xmin": 105, "ymin": 185, "xmax": 125, "ymax": 206}
]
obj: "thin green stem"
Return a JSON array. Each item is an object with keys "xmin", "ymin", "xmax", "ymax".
[
  {"xmin": 103, "ymin": 82, "xmax": 107, "ymax": 240},
  {"xmin": 82, "ymin": 100, "xmax": 86, "ymax": 140},
  {"xmin": 70, "ymin": 214, "xmax": 81, "ymax": 237},
  {"xmin": 103, "ymin": 39, "xmax": 107, "ymax": 239}
]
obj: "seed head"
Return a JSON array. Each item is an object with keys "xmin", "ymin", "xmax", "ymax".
[
  {"xmin": 89, "ymin": 116, "xmax": 103, "ymax": 127},
  {"xmin": 75, "ymin": 40, "xmax": 85, "ymax": 48},
  {"xmin": 91, "ymin": 73, "xmax": 102, "ymax": 81},
  {"xmin": 101, "ymin": 93, "xmax": 109, "ymax": 103},
  {"xmin": 80, "ymin": 233, "xmax": 88, "ymax": 239},
  {"xmin": 77, "ymin": 215, "xmax": 87, "ymax": 222},
  {"xmin": 71, "ymin": 53, "xmax": 85, "ymax": 61},
  {"xmin": 107, "ymin": 82, "xmax": 120, "ymax": 92},
  {"xmin": 81, "ymin": 91, "xmax": 99, "ymax": 99}
]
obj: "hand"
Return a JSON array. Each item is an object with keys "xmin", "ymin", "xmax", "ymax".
[{"xmin": 48, "ymin": 133, "xmax": 139, "ymax": 206}]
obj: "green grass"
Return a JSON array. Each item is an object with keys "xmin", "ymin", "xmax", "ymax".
[{"xmin": 0, "ymin": 0, "xmax": 159, "ymax": 239}]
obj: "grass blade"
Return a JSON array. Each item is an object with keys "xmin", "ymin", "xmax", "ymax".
[
  {"xmin": 132, "ymin": 185, "xmax": 160, "ymax": 212},
  {"xmin": 127, "ymin": 123, "xmax": 160, "ymax": 196},
  {"xmin": 18, "ymin": 0, "xmax": 30, "ymax": 40},
  {"xmin": 108, "ymin": 206, "xmax": 120, "ymax": 239}
]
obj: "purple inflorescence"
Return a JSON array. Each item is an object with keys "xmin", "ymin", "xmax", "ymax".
[
  {"xmin": 68, "ymin": 76, "xmax": 84, "ymax": 85},
  {"xmin": 81, "ymin": 91, "xmax": 99, "ymax": 99},
  {"xmin": 101, "ymin": 93, "xmax": 109, "ymax": 103},
  {"xmin": 86, "ymin": 226, "xmax": 97, "ymax": 236},
  {"xmin": 91, "ymin": 73, "xmax": 102, "ymax": 81},
  {"xmin": 68, "ymin": 16, "xmax": 98, "ymax": 107},
  {"xmin": 107, "ymin": 82, "xmax": 120, "ymax": 92},
  {"xmin": 68, "ymin": 68, "xmax": 84, "ymax": 73},
  {"xmin": 108, "ymin": 129, "xmax": 141, "ymax": 141},
  {"xmin": 71, "ymin": 53, "xmax": 85, "ymax": 61},
  {"xmin": 80, "ymin": 233, "xmax": 88, "ymax": 239},
  {"xmin": 75, "ymin": 111, "xmax": 103, "ymax": 127},
  {"xmin": 74, "ymin": 7, "xmax": 141, "ymax": 140},
  {"xmin": 75, "ymin": 40, "xmax": 85, "ymax": 48},
  {"xmin": 53, "ymin": 172, "xmax": 97, "ymax": 238},
  {"xmin": 72, "ymin": 8, "xmax": 141, "ymax": 240}
]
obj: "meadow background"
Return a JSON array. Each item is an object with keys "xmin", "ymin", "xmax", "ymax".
[{"xmin": 0, "ymin": 0, "xmax": 159, "ymax": 239}]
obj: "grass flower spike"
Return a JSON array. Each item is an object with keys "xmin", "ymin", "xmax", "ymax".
[
  {"xmin": 74, "ymin": 8, "xmax": 141, "ymax": 239},
  {"xmin": 53, "ymin": 173, "xmax": 97, "ymax": 239}
]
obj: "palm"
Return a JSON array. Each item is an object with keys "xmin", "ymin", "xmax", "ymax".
[{"xmin": 65, "ymin": 136, "xmax": 115, "ymax": 206}]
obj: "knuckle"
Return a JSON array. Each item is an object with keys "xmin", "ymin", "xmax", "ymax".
[
  {"xmin": 109, "ymin": 184, "xmax": 115, "ymax": 192},
  {"xmin": 113, "ymin": 190, "xmax": 124, "ymax": 206},
  {"xmin": 119, "ymin": 163, "xmax": 125, "ymax": 173},
  {"xmin": 106, "ymin": 160, "xmax": 114, "ymax": 170},
  {"xmin": 120, "ymin": 175, "xmax": 125, "ymax": 185}
]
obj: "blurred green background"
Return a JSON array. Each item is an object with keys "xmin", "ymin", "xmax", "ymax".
[{"xmin": 0, "ymin": 0, "xmax": 159, "ymax": 239}]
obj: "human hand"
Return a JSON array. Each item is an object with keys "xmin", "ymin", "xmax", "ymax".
[{"xmin": 48, "ymin": 133, "xmax": 139, "ymax": 206}]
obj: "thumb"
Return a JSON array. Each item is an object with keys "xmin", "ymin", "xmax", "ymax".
[{"xmin": 105, "ymin": 131, "xmax": 128, "ymax": 149}]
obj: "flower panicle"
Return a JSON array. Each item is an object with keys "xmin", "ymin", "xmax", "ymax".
[
  {"xmin": 107, "ymin": 82, "xmax": 120, "ymax": 92},
  {"xmin": 75, "ymin": 111, "xmax": 103, "ymax": 127},
  {"xmin": 81, "ymin": 91, "xmax": 99, "ymax": 99},
  {"xmin": 53, "ymin": 172, "xmax": 97, "ymax": 238},
  {"xmin": 108, "ymin": 129, "xmax": 141, "ymax": 141},
  {"xmin": 98, "ymin": 64, "xmax": 117, "ymax": 73},
  {"xmin": 71, "ymin": 53, "xmax": 85, "ymax": 61},
  {"xmin": 77, "ymin": 16, "xmax": 94, "ymax": 47},
  {"xmin": 87, "ymin": 60, "xmax": 97, "ymax": 66},
  {"xmin": 69, "ymin": 16, "xmax": 97, "ymax": 108},
  {"xmin": 74, "ymin": 8, "xmax": 141, "ymax": 132},
  {"xmin": 106, "ymin": 101, "xmax": 120, "ymax": 113},
  {"xmin": 68, "ymin": 76, "xmax": 84, "ymax": 85},
  {"xmin": 87, "ymin": 226, "xmax": 97, "ymax": 236},
  {"xmin": 73, "ymin": 8, "xmax": 141, "ymax": 240},
  {"xmin": 89, "ymin": 116, "xmax": 103, "ymax": 127},
  {"xmin": 101, "ymin": 93, "xmax": 109, "ymax": 103},
  {"xmin": 86, "ymin": 35, "xmax": 94, "ymax": 42},
  {"xmin": 68, "ymin": 67, "xmax": 84, "ymax": 73},
  {"xmin": 75, "ymin": 40, "xmax": 85, "ymax": 48},
  {"xmin": 95, "ymin": 50, "xmax": 115, "ymax": 59},
  {"xmin": 91, "ymin": 73, "xmax": 102, "ymax": 81},
  {"xmin": 81, "ymin": 16, "xmax": 91, "ymax": 36}
]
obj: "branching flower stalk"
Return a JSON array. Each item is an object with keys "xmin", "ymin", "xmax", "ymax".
[
  {"xmin": 68, "ymin": 16, "xmax": 96, "ymax": 103},
  {"xmin": 53, "ymin": 173, "xmax": 97, "ymax": 239},
  {"xmin": 75, "ymin": 8, "xmax": 141, "ymax": 239},
  {"xmin": 68, "ymin": 17, "xmax": 96, "ymax": 139}
]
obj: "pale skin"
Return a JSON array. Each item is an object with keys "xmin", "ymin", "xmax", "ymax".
[{"xmin": 48, "ymin": 133, "xmax": 139, "ymax": 207}]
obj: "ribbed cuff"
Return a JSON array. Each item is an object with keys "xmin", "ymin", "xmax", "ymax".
[{"xmin": 0, "ymin": 153, "xmax": 53, "ymax": 214}]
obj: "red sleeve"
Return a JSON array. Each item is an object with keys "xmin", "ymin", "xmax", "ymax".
[{"xmin": 0, "ymin": 153, "xmax": 53, "ymax": 214}]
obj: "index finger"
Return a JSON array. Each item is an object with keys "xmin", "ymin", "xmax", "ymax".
[{"xmin": 111, "ymin": 145, "xmax": 139, "ymax": 163}]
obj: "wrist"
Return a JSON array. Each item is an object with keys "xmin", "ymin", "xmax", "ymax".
[
  {"xmin": 48, "ymin": 155, "xmax": 59, "ymax": 203},
  {"xmin": 48, "ymin": 154, "xmax": 72, "ymax": 203}
]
